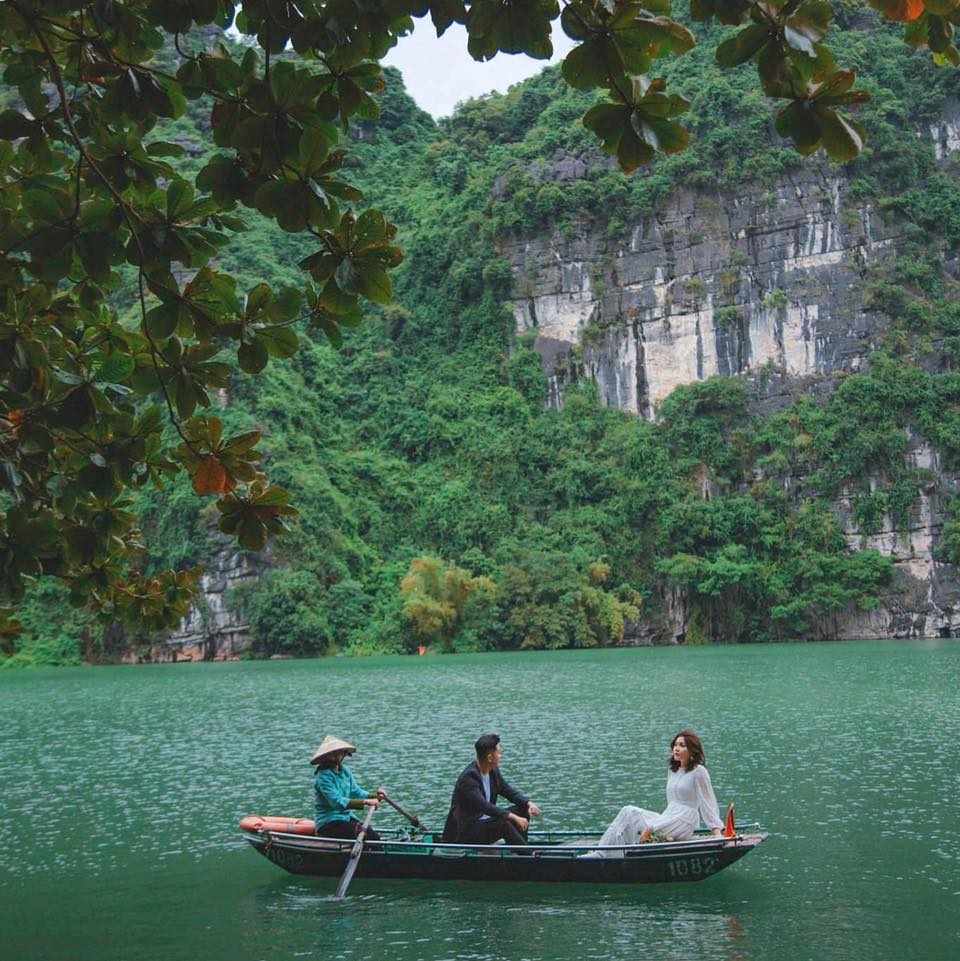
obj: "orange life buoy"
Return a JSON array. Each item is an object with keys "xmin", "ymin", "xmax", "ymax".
[{"xmin": 239, "ymin": 814, "xmax": 317, "ymax": 835}]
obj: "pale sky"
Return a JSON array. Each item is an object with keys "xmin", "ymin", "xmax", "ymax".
[{"xmin": 383, "ymin": 21, "xmax": 575, "ymax": 118}]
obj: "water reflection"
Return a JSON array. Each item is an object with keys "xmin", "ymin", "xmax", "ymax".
[{"xmin": 243, "ymin": 876, "xmax": 757, "ymax": 961}]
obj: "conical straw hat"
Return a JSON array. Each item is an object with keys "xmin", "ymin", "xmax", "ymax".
[{"xmin": 310, "ymin": 735, "xmax": 357, "ymax": 765}]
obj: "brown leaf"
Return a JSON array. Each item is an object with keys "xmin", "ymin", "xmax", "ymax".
[
  {"xmin": 192, "ymin": 456, "xmax": 235, "ymax": 495},
  {"xmin": 874, "ymin": 0, "xmax": 926, "ymax": 21},
  {"xmin": 3, "ymin": 410, "xmax": 24, "ymax": 436}
]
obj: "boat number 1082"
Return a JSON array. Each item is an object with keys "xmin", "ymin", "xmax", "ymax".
[{"xmin": 667, "ymin": 856, "xmax": 719, "ymax": 879}]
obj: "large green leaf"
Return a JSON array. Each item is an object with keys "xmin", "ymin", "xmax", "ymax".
[
  {"xmin": 689, "ymin": 0, "xmax": 752, "ymax": 24},
  {"xmin": 584, "ymin": 103, "xmax": 657, "ymax": 171},
  {"xmin": 352, "ymin": 209, "xmax": 389, "ymax": 249},
  {"xmin": 258, "ymin": 326, "xmax": 300, "ymax": 358},
  {"xmin": 716, "ymin": 24, "xmax": 771, "ymax": 67},
  {"xmin": 23, "ymin": 188, "xmax": 72, "ymax": 225},
  {"xmin": 562, "ymin": 38, "xmax": 619, "ymax": 90},
  {"xmin": 144, "ymin": 302, "xmax": 180, "ymax": 341},
  {"xmin": 0, "ymin": 109, "xmax": 35, "ymax": 140},
  {"xmin": 466, "ymin": 0, "xmax": 558, "ymax": 60},
  {"xmin": 238, "ymin": 338, "xmax": 269, "ymax": 374},
  {"xmin": 636, "ymin": 115, "xmax": 692, "ymax": 153},
  {"xmin": 354, "ymin": 264, "xmax": 393, "ymax": 304},
  {"xmin": 246, "ymin": 282, "xmax": 273, "ymax": 314},
  {"xmin": 296, "ymin": 126, "xmax": 335, "ymax": 176},
  {"xmin": 785, "ymin": 1, "xmax": 834, "ymax": 58},
  {"xmin": 175, "ymin": 371, "xmax": 198, "ymax": 419},
  {"xmin": 271, "ymin": 287, "xmax": 302, "ymax": 322},
  {"xmin": 94, "ymin": 353, "xmax": 135, "ymax": 385},
  {"xmin": 237, "ymin": 513, "xmax": 269, "ymax": 551},
  {"xmin": 775, "ymin": 102, "xmax": 822, "ymax": 154},
  {"xmin": 818, "ymin": 108, "xmax": 866, "ymax": 161},
  {"xmin": 166, "ymin": 179, "xmax": 195, "ymax": 220},
  {"xmin": 430, "ymin": 0, "xmax": 468, "ymax": 34}
]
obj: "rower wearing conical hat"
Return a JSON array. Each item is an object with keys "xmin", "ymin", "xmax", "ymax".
[{"xmin": 311, "ymin": 735, "xmax": 388, "ymax": 840}]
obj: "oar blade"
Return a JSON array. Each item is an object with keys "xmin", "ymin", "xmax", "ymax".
[
  {"xmin": 331, "ymin": 805, "xmax": 376, "ymax": 901},
  {"xmin": 332, "ymin": 856, "xmax": 361, "ymax": 900}
]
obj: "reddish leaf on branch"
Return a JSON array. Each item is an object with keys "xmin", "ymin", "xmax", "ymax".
[
  {"xmin": 869, "ymin": 0, "xmax": 927, "ymax": 21},
  {"xmin": 192, "ymin": 455, "xmax": 235, "ymax": 495}
]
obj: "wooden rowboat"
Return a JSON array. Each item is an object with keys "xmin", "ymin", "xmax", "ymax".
[{"xmin": 239, "ymin": 816, "xmax": 766, "ymax": 885}]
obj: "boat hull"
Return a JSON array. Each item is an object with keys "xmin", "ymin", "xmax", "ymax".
[{"xmin": 242, "ymin": 830, "xmax": 765, "ymax": 885}]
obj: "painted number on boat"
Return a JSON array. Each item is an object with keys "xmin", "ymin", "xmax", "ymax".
[
  {"xmin": 667, "ymin": 856, "xmax": 719, "ymax": 880},
  {"xmin": 267, "ymin": 846, "xmax": 305, "ymax": 871}
]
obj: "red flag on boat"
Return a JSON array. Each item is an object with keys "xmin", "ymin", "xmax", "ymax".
[{"xmin": 723, "ymin": 803, "xmax": 736, "ymax": 838}]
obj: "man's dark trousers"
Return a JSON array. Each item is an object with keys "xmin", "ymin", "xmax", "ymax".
[{"xmin": 457, "ymin": 803, "xmax": 532, "ymax": 846}]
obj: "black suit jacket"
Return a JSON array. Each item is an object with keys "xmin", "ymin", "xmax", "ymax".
[{"xmin": 441, "ymin": 761, "xmax": 528, "ymax": 842}]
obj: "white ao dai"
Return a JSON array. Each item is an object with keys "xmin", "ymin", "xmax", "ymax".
[{"xmin": 595, "ymin": 764, "xmax": 723, "ymax": 852}]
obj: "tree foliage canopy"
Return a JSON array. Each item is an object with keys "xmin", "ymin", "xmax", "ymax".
[
  {"xmin": 400, "ymin": 555, "xmax": 494, "ymax": 650},
  {"xmin": 0, "ymin": 0, "xmax": 955, "ymax": 647}
]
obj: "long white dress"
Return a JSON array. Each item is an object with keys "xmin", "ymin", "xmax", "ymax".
[{"xmin": 592, "ymin": 764, "xmax": 723, "ymax": 855}]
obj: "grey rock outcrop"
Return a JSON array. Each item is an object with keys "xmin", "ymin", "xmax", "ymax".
[
  {"xmin": 509, "ymin": 166, "xmax": 892, "ymax": 417},
  {"xmin": 504, "ymin": 117, "xmax": 960, "ymax": 642},
  {"xmin": 165, "ymin": 544, "xmax": 272, "ymax": 659},
  {"xmin": 124, "ymin": 541, "xmax": 271, "ymax": 662}
]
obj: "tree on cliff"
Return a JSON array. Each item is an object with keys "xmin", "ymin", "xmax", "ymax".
[
  {"xmin": 0, "ymin": 0, "xmax": 955, "ymax": 645},
  {"xmin": 401, "ymin": 556, "xmax": 494, "ymax": 651}
]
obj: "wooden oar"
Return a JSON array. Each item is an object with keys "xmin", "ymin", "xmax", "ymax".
[
  {"xmin": 332, "ymin": 805, "xmax": 376, "ymax": 901},
  {"xmin": 384, "ymin": 796, "xmax": 429, "ymax": 833}
]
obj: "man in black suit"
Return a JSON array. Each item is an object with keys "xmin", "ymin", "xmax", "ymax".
[{"xmin": 441, "ymin": 734, "xmax": 541, "ymax": 845}]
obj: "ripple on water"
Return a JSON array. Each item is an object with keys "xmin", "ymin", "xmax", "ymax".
[{"xmin": 1, "ymin": 642, "xmax": 959, "ymax": 961}]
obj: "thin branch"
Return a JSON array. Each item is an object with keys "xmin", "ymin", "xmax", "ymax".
[
  {"xmin": 10, "ymin": 6, "xmax": 147, "ymax": 229},
  {"xmin": 71, "ymin": 154, "xmax": 83, "ymax": 225},
  {"xmin": 153, "ymin": 31, "xmax": 249, "ymax": 108},
  {"xmin": 265, "ymin": 6, "xmax": 272, "ymax": 82},
  {"xmin": 34, "ymin": 14, "xmax": 84, "ymax": 40},
  {"xmin": 107, "ymin": 55, "xmax": 243, "ymax": 105},
  {"xmin": 51, "ymin": 432, "xmax": 100, "ymax": 460},
  {"xmin": 137, "ymin": 268, "xmax": 203, "ymax": 456},
  {"xmin": 174, "ymin": 31, "xmax": 198, "ymax": 63},
  {"xmin": 0, "ymin": 220, "xmax": 70, "ymax": 258},
  {"xmin": 10, "ymin": 1, "xmax": 201, "ymax": 457}
]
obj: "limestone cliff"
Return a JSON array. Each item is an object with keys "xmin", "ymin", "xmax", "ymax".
[
  {"xmin": 126, "ymin": 542, "xmax": 271, "ymax": 662},
  {"xmin": 504, "ymin": 104, "xmax": 960, "ymax": 641},
  {"xmin": 509, "ymin": 159, "xmax": 917, "ymax": 414}
]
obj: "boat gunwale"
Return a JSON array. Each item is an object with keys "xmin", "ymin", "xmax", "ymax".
[{"xmin": 242, "ymin": 827, "xmax": 766, "ymax": 859}]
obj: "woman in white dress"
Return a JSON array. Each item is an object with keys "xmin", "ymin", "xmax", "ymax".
[{"xmin": 590, "ymin": 731, "xmax": 724, "ymax": 856}]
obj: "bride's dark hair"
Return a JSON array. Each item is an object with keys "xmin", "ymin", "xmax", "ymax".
[{"xmin": 668, "ymin": 730, "xmax": 706, "ymax": 772}]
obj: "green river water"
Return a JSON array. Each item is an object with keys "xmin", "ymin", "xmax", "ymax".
[{"xmin": 1, "ymin": 641, "xmax": 958, "ymax": 961}]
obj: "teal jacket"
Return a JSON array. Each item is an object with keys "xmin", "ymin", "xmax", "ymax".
[{"xmin": 314, "ymin": 765, "xmax": 369, "ymax": 826}]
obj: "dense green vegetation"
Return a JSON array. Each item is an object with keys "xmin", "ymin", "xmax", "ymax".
[
  {"xmin": 6, "ymin": 12, "xmax": 960, "ymax": 665},
  {"xmin": 5, "ymin": 0, "xmax": 930, "ymax": 661}
]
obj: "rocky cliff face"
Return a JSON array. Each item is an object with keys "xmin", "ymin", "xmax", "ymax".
[
  {"xmin": 126, "ymin": 541, "xmax": 271, "ymax": 662},
  {"xmin": 509, "ymin": 164, "xmax": 897, "ymax": 416},
  {"xmin": 165, "ymin": 545, "xmax": 272, "ymax": 660},
  {"xmin": 830, "ymin": 435, "xmax": 960, "ymax": 641},
  {"xmin": 505, "ymin": 105, "xmax": 960, "ymax": 642}
]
